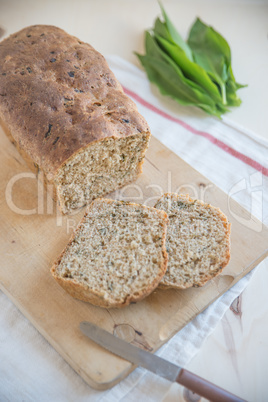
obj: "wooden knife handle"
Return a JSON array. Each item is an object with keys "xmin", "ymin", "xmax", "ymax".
[{"xmin": 176, "ymin": 368, "xmax": 246, "ymax": 402}]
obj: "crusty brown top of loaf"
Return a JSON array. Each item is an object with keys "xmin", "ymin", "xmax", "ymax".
[{"xmin": 0, "ymin": 25, "xmax": 150, "ymax": 179}]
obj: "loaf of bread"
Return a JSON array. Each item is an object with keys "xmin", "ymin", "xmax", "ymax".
[
  {"xmin": 51, "ymin": 198, "xmax": 169, "ymax": 308},
  {"xmin": 0, "ymin": 25, "xmax": 151, "ymax": 213},
  {"xmin": 154, "ymin": 193, "xmax": 231, "ymax": 288}
]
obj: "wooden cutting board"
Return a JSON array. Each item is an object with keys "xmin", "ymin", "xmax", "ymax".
[{"xmin": 1, "ymin": 127, "xmax": 267, "ymax": 390}]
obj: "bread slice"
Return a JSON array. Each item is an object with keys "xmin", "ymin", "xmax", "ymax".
[
  {"xmin": 51, "ymin": 198, "xmax": 169, "ymax": 308},
  {"xmin": 154, "ymin": 193, "xmax": 231, "ymax": 289}
]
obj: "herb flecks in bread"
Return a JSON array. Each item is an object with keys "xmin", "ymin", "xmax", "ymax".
[
  {"xmin": 0, "ymin": 25, "xmax": 151, "ymax": 214},
  {"xmin": 55, "ymin": 134, "xmax": 149, "ymax": 213},
  {"xmin": 51, "ymin": 199, "xmax": 169, "ymax": 308},
  {"xmin": 154, "ymin": 193, "xmax": 231, "ymax": 289}
]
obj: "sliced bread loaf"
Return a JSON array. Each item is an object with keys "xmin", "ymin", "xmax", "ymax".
[
  {"xmin": 51, "ymin": 198, "xmax": 169, "ymax": 308},
  {"xmin": 154, "ymin": 193, "xmax": 231, "ymax": 289},
  {"xmin": 0, "ymin": 26, "xmax": 151, "ymax": 214}
]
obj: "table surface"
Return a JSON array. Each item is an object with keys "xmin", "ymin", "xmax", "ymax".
[{"xmin": 1, "ymin": 0, "xmax": 268, "ymax": 401}]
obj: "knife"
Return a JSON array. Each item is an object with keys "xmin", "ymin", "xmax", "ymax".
[{"xmin": 80, "ymin": 321, "xmax": 245, "ymax": 402}]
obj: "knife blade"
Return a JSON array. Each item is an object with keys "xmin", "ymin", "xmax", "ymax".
[{"xmin": 80, "ymin": 321, "xmax": 245, "ymax": 402}]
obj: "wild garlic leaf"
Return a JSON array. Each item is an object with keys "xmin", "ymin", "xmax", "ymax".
[
  {"xmin": 154, "ymin": 17, "xmax": 173, "ymax": 42},
  {"xmin": 137, "ymin": 33, "xmax": 222, "ymax": 117},
  {"xmin": 143, "ymin": 32, "xmax": 217, "ymax": 105},
  {"xmin": 228, "ymin": 65, "xmax": 247, "ymax": 90},
  {"xmin": 187, "ymin": 18, "xmax": 233, "ymax": 104},
  {"xmin": 188, "ymin": 18, "xmax": 231, "ymax": 75},
  {"xmin": 136, "ymin": 3, "xmax": 246, "ymax": 118},
  {"xmin": 155, "ymin": 34, "xmax": 223, "ymax": 104},
  {"xmin": 158, "ymin": 1, "xmax": 193, "ymax": 62},
  {"xmin": 137, "ymin": 54, "xmax": 222, "ymax": 117},
  {"xmin": 226, "ymin": 79, "xmax": 242, "ymax": 107}
]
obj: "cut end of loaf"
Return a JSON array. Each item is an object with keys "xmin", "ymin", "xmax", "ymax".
[
  {"xmin": 55, "ymin": 133, "xmax": 150, "ymax": 214},
  {"xmin": 155, "ymin": 193, "xmax": 231, "ymax": 289},
  {"xmin": 51, "ymin": 198, "xmax": 168, "ymax": 308}
]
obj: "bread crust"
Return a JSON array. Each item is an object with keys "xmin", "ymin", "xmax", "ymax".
[
  {"xmin": 51, "ymin": 198, "xmax": 169, "ymax": 308},
  {"xmin": 155, "ymin": 193, "xmax": 231, "ymax": 289},
  {"xmin": 0, "ymin": 25, "xmax": 151, "ymax": 210}
]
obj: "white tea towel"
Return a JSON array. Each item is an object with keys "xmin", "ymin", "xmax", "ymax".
[{"xmin": 0, "ymin": 55, "xmax": 267, "ymax": 402}]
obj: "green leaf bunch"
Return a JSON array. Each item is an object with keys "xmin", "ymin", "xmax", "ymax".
[{"xmin": 136, "ymin": 3, "xmax": 246, "ymax": 118}]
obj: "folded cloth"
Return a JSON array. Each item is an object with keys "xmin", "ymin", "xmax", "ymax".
[{"xmin": 0, "ymin": 55, "xmax": 267, "ymax": 402}]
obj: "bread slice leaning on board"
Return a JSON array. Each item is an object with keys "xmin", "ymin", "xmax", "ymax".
[
  {"xmin": 51, "ymin": 198, "xmax": 169, "ymax": 308},
  {"xmin": 0, "ymin": 25, "xmax": 151, "ymax": 214},
  {"xmin": 154, "ymin": 193, "xmax": 231, "ymax": 289}
]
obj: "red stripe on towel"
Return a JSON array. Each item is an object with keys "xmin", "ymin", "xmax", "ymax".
[{"xmin": 123, "ymin": 86, "xmax": 268, "ymax": 177}]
